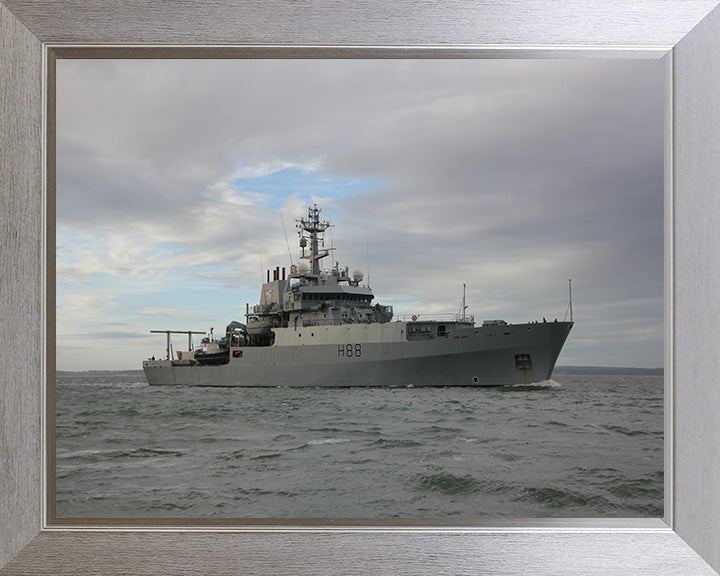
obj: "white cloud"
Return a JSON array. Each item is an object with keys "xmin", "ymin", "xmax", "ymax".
[
  {"xmin": 138, "ymin": 308, "xmax": 197, "ymax": 318},
  {"xmin": 55, "ymin": 58, "xmax": 664, "ymax": 370},
  {"xmin": 57, "ymin": 293, "xmax": 118, "ymax": 327}
]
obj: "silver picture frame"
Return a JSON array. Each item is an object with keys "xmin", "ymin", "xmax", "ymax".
[{"xmin": 2, "ymin": 1, "xmax": 720, "ymax": 574}]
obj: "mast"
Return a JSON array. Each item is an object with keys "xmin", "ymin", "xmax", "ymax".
[
  {"xmin": 569, "ymin": 278, "xmax": 573, "ymax": 322},
  {"xmin": 297, "ymin": 204, "xmax": 333, "ymax": 275}
]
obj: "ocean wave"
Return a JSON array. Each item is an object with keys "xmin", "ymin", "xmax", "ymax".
[
  {"xmin": 515, "ymin": 486, "xmax": 613, "ymax": 511},
  {"xmin": 306, "ymin": 427, "xmax": 345, "ymax": 434},
  {"xmin": 251, "ymin": 453, "xmax": 283, "ymax": 460},
  {"xmin": 603, "ymin": 425, "xmax": 652, "ymax": 437},
  {"xmin": 606, "ymin": 474, "xmax": 664, "ymax": 501},
  {"xmin": 543, "ymin": 420, "xmax": 570, "ymax": 428},
  {"xmin": 414, "ymin": 472, "xmax": 480, "ymax": 495},
  {"xmin": 370, "ymin": 438, "xmax": 424, "ymax": 449},
  {"xmin": 60, "ymin": 447, "xmax": 185, "ymax": 459}
]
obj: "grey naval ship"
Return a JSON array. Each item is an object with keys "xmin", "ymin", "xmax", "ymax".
[{"xmin": 143, "ymin": 205, "xmax": 573, "ymax": 387}]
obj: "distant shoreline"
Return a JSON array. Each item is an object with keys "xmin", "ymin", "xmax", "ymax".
[
  {"xmin": 56, "ymin": 366, "xmax": 664, "ymax": 378},
  {"xmin": 553, "ymin": 366, "xmax": 663, "ymax": 376}
]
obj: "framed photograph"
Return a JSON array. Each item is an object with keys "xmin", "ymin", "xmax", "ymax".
[
  {"xmin": 2, "ymin": 1, "xmax": 720, "ymax": 575},
  {"xmin": 51, "ymin": 56, "xmax": 664, "ymax": 523}
]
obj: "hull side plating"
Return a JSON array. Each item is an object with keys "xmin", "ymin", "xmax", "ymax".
[{"xmin": 143, "ymin": 321, "xmax": 572, "ymax": 387}]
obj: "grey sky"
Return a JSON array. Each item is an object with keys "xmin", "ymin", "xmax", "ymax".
[{"xmin": 56, "ymin": 59, "xmax": 664, "ymax": 371}]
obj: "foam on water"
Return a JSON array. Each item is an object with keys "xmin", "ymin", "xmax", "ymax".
[
  {"xmin": 307, "ymin": 438, "xmax": 350, "ymax": 446},
  {"xmin": 508, "ymin": 379, "xmax": 563, "ymax": 389}
]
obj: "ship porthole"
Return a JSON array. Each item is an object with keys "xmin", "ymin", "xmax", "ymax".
[{"xmin": 473, "ymin": 376, "xmax": 479, "ymax": 383}]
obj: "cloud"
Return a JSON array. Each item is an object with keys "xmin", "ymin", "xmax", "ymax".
[
  {"xmin": 137, "ymin": 308, "xmax": 195, "ymax": 318},
  {"xmin": 55, "ymin": 58, "xmax": 663, "ymax": 370},
  {"xmin": 57, "ymin": 293, "xmax": 118, "ymax": 327}
]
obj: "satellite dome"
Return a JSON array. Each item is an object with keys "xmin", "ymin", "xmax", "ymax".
[{"xmin": 352, "ymin": 269, "xmax": 364, "ymax": 283}]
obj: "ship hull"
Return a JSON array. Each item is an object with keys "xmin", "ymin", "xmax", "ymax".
[{"xmin": 143, "ymin": 321, "xmax": 572, "ymax": 387}]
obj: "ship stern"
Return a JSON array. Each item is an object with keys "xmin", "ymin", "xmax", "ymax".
[{"xmin": 142, "ymin": 359, "xmax": 175, "ymax": 386}]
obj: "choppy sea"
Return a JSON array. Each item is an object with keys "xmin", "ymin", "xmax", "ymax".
[{"xmin": 55, "ymin": 371, "xmax": 663, "ymax": 519}]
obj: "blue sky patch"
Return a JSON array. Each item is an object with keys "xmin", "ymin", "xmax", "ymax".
[{"xmin": 232, "ymin": 166, "xmax": 384, "ymax": 209}]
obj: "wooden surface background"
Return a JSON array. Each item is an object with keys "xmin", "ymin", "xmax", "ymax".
[{"xmin": 2, "ymin": 1, "xmax": 720, "ymax": 574}]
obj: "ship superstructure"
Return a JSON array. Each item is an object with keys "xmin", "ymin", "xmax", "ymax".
[
  {"xmin": 244, "ymin": 205, "xmax": 394, "ymax": 347},
  {"xmin": 143, "ymin": 205, "xmax": 573, "ymax": 387}
]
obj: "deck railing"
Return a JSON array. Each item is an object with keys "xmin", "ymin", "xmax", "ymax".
[{"xmin": 394, "ymin": 313, "xmax": 475, "ymax": 324}]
